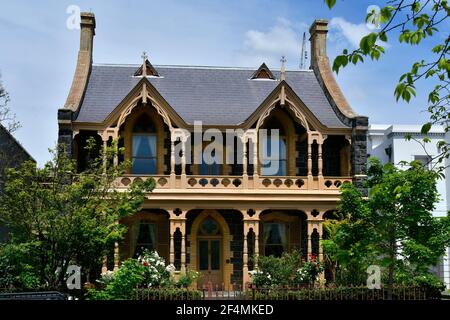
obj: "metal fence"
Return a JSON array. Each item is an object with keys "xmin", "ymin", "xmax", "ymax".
[{"xmin": 132, "ymin": 283, "xmax": 435, "ymax": 301}]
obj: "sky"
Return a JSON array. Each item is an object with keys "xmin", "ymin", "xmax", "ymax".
[{"xmin": 0, "ymin": 0, "xmax": 447, "ymax": 166}]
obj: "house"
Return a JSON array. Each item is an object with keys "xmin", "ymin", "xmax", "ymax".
[
  {"xmin": 368, "ymin": 124, "xmax": 450, "ymax": 289},
  {"xmin": 0, "ymin": 123, "xmax": 35, "ymax": 241},
  {"xmin": 58, "ymin": 12, "xmax": 368, "ymax": 288}
]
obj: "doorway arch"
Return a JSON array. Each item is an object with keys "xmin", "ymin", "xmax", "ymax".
[{"xmin": 190, "ymin": 210, "xmax": 232, "ymax": 289}]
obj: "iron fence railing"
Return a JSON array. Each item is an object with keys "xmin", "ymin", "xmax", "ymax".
[{"xmin": 132, "ymin": 283, "xmax": 435, "ymax": 301}]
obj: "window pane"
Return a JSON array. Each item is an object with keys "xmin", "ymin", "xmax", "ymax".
[
  {"xmin": 261, "ymin": 136, "xmax": 287, "ymax": 176},
  {"xmin": 211, "ymin": 240, "xmax": 220, "ymax": 270},
  {"xmin": 132, "ymin": 135, "xmax": 156, "ymax": 157},
  {"xmin": 264, "ymin": 223, "xmax": 287, "ymax": 257},
  {"xmin": 199, "ymin": 241, "xmax": 209, "ymax": 270},
  {"xmin": 132, "ymin": 158, "xmax": 156, "ymax": 174}
]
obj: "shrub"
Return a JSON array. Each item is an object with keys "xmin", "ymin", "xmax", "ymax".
[
  {"xmin": 249, "ymin": 250, "xmax": 303, "ymax": 287},
  {"xmin": 87, "ymin": 250, "xmax": 174, "ymax": 300}
]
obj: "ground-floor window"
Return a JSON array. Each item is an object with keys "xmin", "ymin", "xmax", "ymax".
[
  {"xmin": 131, "ymin": 220, "xmax": 157, "ymax": 257},
  {"xmin": 263, "ymin": 222, "xmax": 287, "ymax": 257}
]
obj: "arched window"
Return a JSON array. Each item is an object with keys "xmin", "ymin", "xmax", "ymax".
[
  {"xmin": 131, "ymin": 114, "xmax": 157, "ymax": 174},
  {"xmin": 261, "ymin": 119, "xmax": 287, "ymax": 176},
  {"xmin": 263, "ymin": 222, "xmax": 287, "ymax": 257}
]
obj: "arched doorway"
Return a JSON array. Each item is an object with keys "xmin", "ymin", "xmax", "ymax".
[{"xmin": 190, "ymin": 210, "xmax": 231, "ymax": 289}]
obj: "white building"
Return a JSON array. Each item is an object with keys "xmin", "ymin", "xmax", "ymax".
[{"xmin": 368, "ymin": 124, "xmax": 450, "ymax": 289}]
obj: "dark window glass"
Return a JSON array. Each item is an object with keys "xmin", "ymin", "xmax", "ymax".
[
  {"xmin": 211, "ymin": 240, "xmax": 220, "ymax": 270},
  {"xmin": 199, "ymin": 240, "xmax": 209, "ymax": 270}
]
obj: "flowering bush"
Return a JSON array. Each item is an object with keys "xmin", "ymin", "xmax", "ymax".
[
  {"xmin": 87, "ymin": 249, "xmax": 172, "ymax": 300},
  {"xmin": 295, "ymin": 254, "xmax": 324, "ymax": 285},
  {"xmin": 137, "ymin": 250, "xmax": 171, "ymax": 287}
]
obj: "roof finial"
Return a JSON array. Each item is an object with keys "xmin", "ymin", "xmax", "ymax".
[
  {"xmin": 141, "ymin": 51, "xmax": 148, "ymax": 76},
  {"xmin": 280, "ymin": 56, "xmax": 286, "ymax": 81}
]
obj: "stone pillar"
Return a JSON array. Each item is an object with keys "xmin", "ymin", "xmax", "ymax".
[
  {"xmin": 101, "ymin": 256, "xmax": 108, "ymax": 275},
  {"xmin": 243, "ymin": 211, "xmax": 260, "ymax": 287},
  {"xmin": 169, "ymin": 232, "xmax": 175, "ymax": 266},
  {"xmin": 243, "ymin": 233, "xmax": 248, "ymax": 281},
  {"xmin": 181, "ymin": 232, "xmax": 186, "ymax": 272},
  {"xmin": 351, "ymin": 116, "xmax": 369, "ymax": 195},
  {"xmin": 113, "ymin": 220, "xmax": 120, "ymax": 271},
  {"xmin": 169, "ymin": 210, "xmax": 187, "ymax": 271},
  {"xmin": 57, "ymin": 109, "xmax": 73, "ymax": 157},
  {"xmin": 113, "ymin": 241, "xmax": 119, "ymax": 271}
]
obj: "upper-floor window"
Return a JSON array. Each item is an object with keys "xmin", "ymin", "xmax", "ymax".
[
  {"xmin": 261, "ymin": 130, "xmax": 287, "ymax": 176},
  {"xmin": 131, "ymin": 114, "xmax": 157, "ymax": 174},
  {"xmin": 200, "ymin": 148, "xmax": 221, "ymax": 175}
]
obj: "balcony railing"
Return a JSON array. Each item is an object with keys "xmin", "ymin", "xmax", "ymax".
[{"xmin": 115, "ymin": 175, "xmax": 352, "ymax": 191}]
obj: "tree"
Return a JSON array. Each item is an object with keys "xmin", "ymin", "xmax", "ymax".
[
  {"xmin": 323, "ymin": 157, "xmax": 450, "ymax": 298},
  {"xmin": 324, "ymin": 0, "xmax": 450, "ymax": 169},
  {"xmin": 0, "ymin": 139, "xmax": 155, "ymax": 292},
  {"xmin": 0, "ymin": 72, "xmax": 20, "ymax": 133}
]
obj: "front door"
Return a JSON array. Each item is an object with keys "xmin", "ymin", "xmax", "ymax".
[{"xmin": 197, "ymin": 239, "xmax": 222, "ymax": 288}]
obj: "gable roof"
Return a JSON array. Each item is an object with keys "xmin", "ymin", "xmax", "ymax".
[
  {"xmin": 0, "ymin": 123, "xmax": 35, "ymax": 162},
  {"xmin": 74, "ymin": 64, "xmax": 350, "ymax": 128},
  {"xmin": 250, "ymin": 63, "xmax": 276, "ymax": 80}
]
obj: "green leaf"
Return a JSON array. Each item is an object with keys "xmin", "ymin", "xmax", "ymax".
[
  {"xmin": 421, "ymin": 123, "xmax": 432, "ymax": 134},
  {"xmin": 324, "ymin": 0, "xmax": 336, "ymax": 9}
]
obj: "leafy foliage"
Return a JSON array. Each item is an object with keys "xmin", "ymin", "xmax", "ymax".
[
  {"xmin": 324, "ymin": 0, "xmax": 450, "ymax": 168},
  {"xmin": 87, "ymin": 250, "xmax": 175, "ymax": 300},
  {"xmin": 323, "ymin": 157, "xmax": 450, "ymax": 295},
  {"xmin": 0, "ymin": 140, "xmax": 155, "ymax": 291}
]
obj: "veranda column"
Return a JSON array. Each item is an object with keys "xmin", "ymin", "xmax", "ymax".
[
  {"xmin": 317, "ymin": 220, "xmax": 324, "ymax": 263},
  {"xmin": 169, "ymin": 130, "xmax": 176, "ymax": 188},
  {"xmin": 246, "ymin": 129, "xmax": 258, "ymax": 187},
  {"xmin": 307, "ymin": 135, "xmax": 312, "ymax": 176},
  {"xmin": 101, "ymin": 256, "xmax": 108, "ymax": 275},
  {"xmin": 169, "ymin": 223, "xmax": 175, "ymax": 266},
  {"xmin": 307, "ymin": 218, "xmax": 313, "ymax": 258},
  {"xmin": 239, "ymin": 132, "xmax": 248, "ymax": 188},
  {"xmin": 113, "ymin": 221, "xmax": 120, "ymax": 271},
  {"xmin": 318, "ymin": 135, "xmax": 326, "ymax": 189}
]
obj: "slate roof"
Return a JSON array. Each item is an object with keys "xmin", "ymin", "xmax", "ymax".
[{"xmin": 74, "ymin": 64, "xmax": 349, "ymax": 128}]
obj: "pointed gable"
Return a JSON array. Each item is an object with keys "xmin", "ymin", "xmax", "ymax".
[
  {"xmin": 250, "ymin": 63, "xmax": 275, "ymax": 80},
  {"xmin": 134, "ymin": 59, "xmax": 160, "ymax": 77}
]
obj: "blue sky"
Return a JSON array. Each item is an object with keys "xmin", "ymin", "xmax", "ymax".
[{"xmin": 0, "ymin": 0, "xmax": 446, "ymax": 166}]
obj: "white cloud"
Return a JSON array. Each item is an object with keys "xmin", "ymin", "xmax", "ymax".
[
  {"xmin": 329, "ymin": 17, "xmax": 389, "ymax": 49},
  {"xmin": 236, "ymin": 18, "xmax": 307, "ymax": 68},
  {"xmin": 329, "ymin": 17, "xmax": 370, "ymax": 48}
]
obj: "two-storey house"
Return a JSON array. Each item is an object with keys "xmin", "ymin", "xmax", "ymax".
[{"xmin": 58, "ymin": 13, "xmax": 368, "ymax": 288}]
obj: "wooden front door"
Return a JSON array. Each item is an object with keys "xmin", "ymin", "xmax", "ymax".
[{"xmin": 197, "ymin": 238, "xmax": 222, "ymax": 288}]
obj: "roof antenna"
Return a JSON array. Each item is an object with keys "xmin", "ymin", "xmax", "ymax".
[{"xmin": 300, "ymin": 32, "xmax": 308, "ymax": 70}]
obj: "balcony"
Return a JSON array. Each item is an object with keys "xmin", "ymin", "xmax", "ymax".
[{"xmin": 115, "ymin": 174, "xmax": 352, "ymax": 191}]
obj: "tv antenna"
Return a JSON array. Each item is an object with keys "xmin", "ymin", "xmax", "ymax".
[{"xmin": 299, "ymin": 32, "xmax": 308, "ymax": 70}]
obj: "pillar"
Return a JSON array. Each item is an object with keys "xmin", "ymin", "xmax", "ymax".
[
  {"xmin": 169, "ymin": 232, "xmax": 175, "ymax": 266},
  {"xmin": 101, "ymin": 256, "xmax": 108, "ymax": 274},
  {"xmin": 113, "ymin": 220, "xmax": 120, "ymax": 271}
]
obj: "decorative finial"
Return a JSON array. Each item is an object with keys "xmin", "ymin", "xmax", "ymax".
[
  {"xmin": 141, "ymin": 51, "xmax": 148, "ymax": 77},
  {"xmin": 280, "ymin": 56, "xmax": 286, "ymax": 81}
]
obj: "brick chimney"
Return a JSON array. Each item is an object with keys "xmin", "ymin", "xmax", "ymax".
[
  {"xmin": 63, "ymin": 12, "xmax": 96, "ymax": 111},
  {"xmin": 59, "ymin": 12, "xmax": 96, "ymax": 156},
  {"xmin": 309, "ymin": 19, "xmax": 329, "ymax": 69},
  {"xmin": 79, "ymin": 12, "xmax": 96, "ymax": 61}
]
